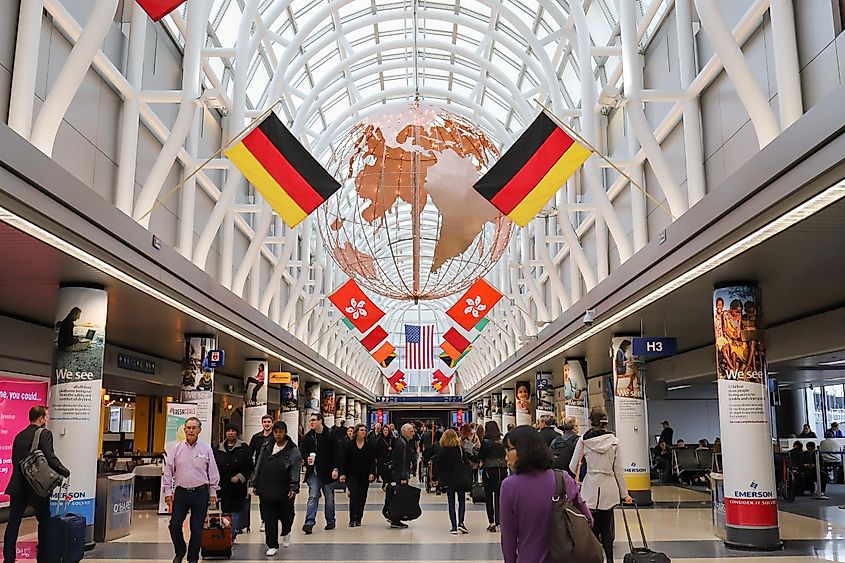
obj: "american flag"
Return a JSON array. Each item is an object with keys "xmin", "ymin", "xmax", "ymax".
[{"xmin": 404, "ymin": 324, "xmax": 435, "ymax": 370}]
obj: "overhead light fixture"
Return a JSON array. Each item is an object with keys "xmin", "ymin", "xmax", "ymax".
[
  {"xmin": 818, "ymin": 359, "xmax": 845, "ymax": 367},
  {"xmin": 667, "ymin": 384, "xmax": 691, "ymax": 391},
  {"xmin": 0, "ymin": 206, "xmax": 369, "ymax": 402},
  {"xmin": 469, "ymin": 181, "xmax": 845, "ymax": 399}
]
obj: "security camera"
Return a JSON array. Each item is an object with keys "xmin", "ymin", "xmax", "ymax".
[{"xmin": 583, "ymin": 309, "xmax": 596, "ymax": 327}]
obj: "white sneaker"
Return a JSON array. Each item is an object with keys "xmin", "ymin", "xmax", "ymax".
[
  {"xmin": 265, "ymin": 547, "xmax": 278, "ymax": 556},
  {"xmin": 282, "ymin": 534, "xmax": 291, "ymax": 548},
  {"xmin": 260, "ymin": 521, "xmax": 265, "ymax": 532}
]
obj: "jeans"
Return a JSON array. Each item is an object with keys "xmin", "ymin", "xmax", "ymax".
[
  {"xmin": 591, "ymin": 508, "xmax": 615, "ymax": 563},
  {"xmin": 347, "ymin": 476, "xmax": 370, "ymax": 523},
  {"xmin": 304, "ymin": 472, "xmax": 335, "ymax": 527},
  {"xmin": 445, "ymin": 487, "xmax": 466, "ymax": 529},
  {"xmin": 259, "ymin": 498, "xmax": 295, "ymax": 549},
  {"xmin": 3, "ymin": 489, "xmax": 51, "ymax": 563},
  {"xmin": 169, "ymin": 487, "xmax": 210, "ymax": 562},
  {"xmin": 482, "ymin": 467, "xmax": 506, "ymax": 525}
]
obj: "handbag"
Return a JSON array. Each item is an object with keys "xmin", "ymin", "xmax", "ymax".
[
  {"xmin": 548, "ymin": 470, "xmax": 603, "ymax": 563},
  {"xmin": 21, "ymin": 428, "xmax": 65, "ymax": 497},
  {"xmin": 451, "ymin": 449, "xmax": 474, "ymax": 493}
]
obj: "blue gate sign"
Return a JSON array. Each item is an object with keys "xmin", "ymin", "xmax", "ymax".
[{"xmin": 632, "ymin": 337, "xmax": 677, "ymax": 357}]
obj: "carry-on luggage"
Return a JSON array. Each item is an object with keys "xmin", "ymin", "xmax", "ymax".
[
  {"xmin": 470, "ymin": 482, "xmax": 485, "ymax": 504},
  {"xmin": 45, "ymin": 481, "xmax": 86, "ymax": 563},
  {"xmin": 382, "ymin": 483, "xmax": 422, "ymax": 522},
  {"xmin": 235, "ymin": 495, "xmax": 251, "ymax": 533},
  {"xmin": 201, "ymin": 506, "xmax": 233, "ymax": 559},
  {"xmin": 621, "ymin": 502, "xmax": 671, "ymax": 563}
]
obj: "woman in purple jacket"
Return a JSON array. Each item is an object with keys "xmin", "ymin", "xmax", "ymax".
[{"xmin": 500, "ymin": 425, "xmax": 593, "ymax": 563}]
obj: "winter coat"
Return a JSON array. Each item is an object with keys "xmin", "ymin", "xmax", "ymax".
[
  {"xmin": 390, "ymin": 436, "xmax": 413, "ymax": 483},
  {"xmin": 214, "ymin": 439, "xmax": 254, "ymax": 514},
  {"xmin": 569, "ymin": 429, "xmax": 628, "ymax": 511},
  {"xmin": 340, "ymin": 439, "xmax": 377, "ymax": 480},
  {"xmin": 300, "ymin": 428, "xmax": 341, "ymax": 484},
  {"xmin": 249, "ymin": 430, "xmax": 274, "ymax": 465},
  {"xmin": 253, "ymin": 439, "xmax": 301, "ymax": 502},
  {"xmin": 478, "ymin": 439, "xmax": 507, "ymax": 469},
  {"xmin": 431, "ymin": 445, "xmax": 471, "ymax": 492},
  {"xmin": 375, "ymin": 434, "xmax": 394, "ymax": 474}
]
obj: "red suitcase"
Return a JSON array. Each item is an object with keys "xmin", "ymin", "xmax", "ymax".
[{"xmin": 201, "ymin": 510, "xmax": 233, "ymax": 559}]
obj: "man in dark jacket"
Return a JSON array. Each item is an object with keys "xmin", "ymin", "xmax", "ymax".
[
  {"xmin": 253, "ymin": 421, "xmax": 301, "ymax": 555},
  {"xmin": 538, "ymin": 415, "xmax": 561, "ymax": 446},
  {"xmin": 214, "ymin": 424, "xmax": 253, "ymax": 536},
  {"xmin": 249, "ymin": 415, "xmax": 275, "ymax": 465},
  {"xmin": 330, "ymin": 419, "xmax": 347, "ymax": 447},
  {"xmin": 299, "ymin": 413, "xmax": 340, "ymax": 534},
  {"xmin": 4, "ymin": 406, "xmax": 70, "ymax": 563},
  {"xmin": 385, "ymin": 423, "xmax": 416, "ymax": 529},
  {"xmin": 660, "ymin": 421, "xmax": 674, "ymax": 446},
  {"xmin": 550, "ymin": 417, "xmax": 580, "ymax": 476}
]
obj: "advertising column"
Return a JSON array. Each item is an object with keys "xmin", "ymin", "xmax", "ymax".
[
  {"xmin": 243, "ymin": 359, "xmax": 268, "ymax": 441},
  {"xmin": 48, "ymin": 286, "xmax": 107, "ymax": 539},
  {"xmin": 475, "ymin": 400, "xmax": 484, "ymax": 426},
  {"xmin": 353, "ymin": 401, "xmax": 362, "ymax": 426},
  {"xmin": 180, "ymin": 335, "xmax": 216, "ymax": 440},
  {"xmin": 491, "ymin": 393, "xmax": 502, "ymax": 430},
  {"xmin": 501, "ymin": 388, "xmax": 516, "ymax": 430},
  {"xmin": 611, "ymin": 336, "xmax": 652, "ymax": 505},
  {"xmin": 280, "ymin": 375, "xmax": 299, "ymax": 437},
  {"xmin": 564, "ymin": 359, "xmax": 589, "ymax": 434},
  {"xmin": 321, "ymin": 389, "xmax": 335, "ymax": 428},
  {"xmin": 335, "ymin": 395, "xmax": 347, "ymax": 427},
  {"xmin": 515, "ymin": 381, "xmax": 532, "ymax": 426},
  {"xmin": 304, "ymin": 382, "xmax": 320, "ymax": 419},
  {"xmin": 483, "ymin": 397, "xmax": 491, "ymax": 427},
  {"xmin": 713, "ymin": 284, "xmax": 780, "ymax": 550},
  {"xmin": 535, "ymin": 373, "xmax": 553, "ymax": 422},
  {"xmin": 345, "ymin": 396, "xmax": 355, "ymax": 427}
]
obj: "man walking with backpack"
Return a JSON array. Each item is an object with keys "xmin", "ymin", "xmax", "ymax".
[
  {"xmin": 550, "ymin": 417, "xmax": 581, "ymax": 477},
  {"xmin": 4, "ymin": 405, "xmax": 70, "ymax": 563}
]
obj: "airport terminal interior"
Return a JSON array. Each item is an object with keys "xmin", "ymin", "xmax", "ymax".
[{"xmin": 2, "ymin": 0, "xmax": 845, "ymax": 561}]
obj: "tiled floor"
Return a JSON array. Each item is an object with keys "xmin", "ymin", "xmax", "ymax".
[{"xmin": 3, "ymin": 482, "xmax": 845, "ymax": 561}]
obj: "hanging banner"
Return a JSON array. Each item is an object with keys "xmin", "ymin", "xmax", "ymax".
[
  {"xmin": 321, "ymin": 389, "xmax": 336, "ymax": 428},
  {"xmin": 535, "ymin": 372, "xmax": 553, "ymax": 421},
  {"xmin": 501, "ymin": 388, "xmax": 516, "ymax": 430},
  {"xmin": 243, "ymin": 360, "xmax": 267, "ymax": 441},
  {"xmin": 335, "ymin": 395, "xmax": 347, "ymax": 424},
  {"xmin": 491, "ymin": 393, "xmax": 502, "ymax": 430},
  {"xmin": 280, "ymin": 375, "xmax": 298, "ymax": 442},
  {"xmin": 180, "ymin": 335, "xmax": 216, "ymax": 443},
  {"xmin": 158, "ymin": 402, "xmax": 199, "ymax": 514},
  {"xmin": 304, "ymin": 382, "xmax": 320, "ymax": 418},
  {"xmin": 515, "ymin": 381, "xmax": 532, "ymax": 426},
  {"xmin": 346, "ymin": 396, "xmax": 355, "ymax": 427},
  {"xmin": 564, "ymin": 359, "xmax": 589, "ymax": 435},
  {"xmin": 713, "ymin": 284, "xmax": 779, "ymax": 549},
  {"xmin": 611, "ymin": 336, "xmax": 651, "ymax": 505},
  {"xmin": 0, "ymin": 378, "xmax": 49, "ymax": 506},
  {"xmin": 48, "ymin": 286, "xmax": 107, "ymax": 526}
]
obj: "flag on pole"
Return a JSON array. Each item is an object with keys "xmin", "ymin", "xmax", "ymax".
[
  {"xmin": 474, "ymin": 111, "xmax": 592, "ymax": 227},
  {"xmin": 404, "ymin": 324, "xmax": 435, "ymax": 370},
  {"xmin": 329, "ymin": 280, "xmax": 385, "ymax": 333},
  {"xmin": 225, "ymin": 112, "xmax": 340, "ymax": 228},
  {"xmin": 136, "ymin": 0, "xmax": 186, "ymax": 21},
  {"xmin": 386, "ymin": 370, "xmax": 407, "ymax": 393},
  {"xmin": 446, "ymin": 278, "xmax": 503, "ymax": 332}
]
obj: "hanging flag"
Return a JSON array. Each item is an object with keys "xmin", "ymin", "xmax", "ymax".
[
  {"xmin": 379, "ymin": 351, "xmax": 398, "ymax": 368},
  {"xmin": 360, "ymin": 325, "xmax": 389, "ymax": 352},
  {"xmin": 475, "ymin": 317, "xmax": 490, "ymax": 332},
  {"xmin": 372, "ymin": 342, "xmax": 396, "ymax": 366},
  {"xmin": 440, "ymin": 340, "xmax": 462, "ymax": 364},
  {"xmin": 432, "ymin": 369, "xmax": 454, "ymax": 393},
  {"xmin": 446, "ymin": 278, "xmax": 503, "ymax": 332},
  {"xmin": 329, "ymin": 279, "xmax": 385, "ymax": 333},
  {"xmin": 443, "ymin": 327, "xmax": 471, "ymax": 355},
  {"xmin": 136, "ymin": 0, "xmax": 186, "ymax": 21},
  {"xmin": 225, "ymin": 111, "xmax": 340, "ymax": 228},
  {"xmin": 439, "ymin": 351, "xmax": 456, "ymax": 369},
  {"xmin": 474, "ymin": 111, "xmax": 592, "ymax": 227},
  {"xmin": 404, "ymin": 324, "xmax": 435, "ymax": 370},
  {"xmin": 386, "ymin": 370, "xmax": 407, "ymax": 393}
]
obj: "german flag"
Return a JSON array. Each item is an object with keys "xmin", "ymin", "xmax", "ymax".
[
  {"xmin": 225, "ymin": 112, "xmax": 340, "ymax": 228},
  {"xmin": 474, "ymin": 111, "xmax": 591, "ymax": 227}
]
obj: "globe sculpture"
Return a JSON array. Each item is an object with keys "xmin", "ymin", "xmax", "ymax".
[{"xmin": 318, "ymin": 103, "xmax": 512, "ymax": 301}]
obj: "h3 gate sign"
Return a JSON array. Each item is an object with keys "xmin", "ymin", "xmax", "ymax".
[{"xmin": 632, "ymin": 337, "xmax": 677, "ymax": 357}]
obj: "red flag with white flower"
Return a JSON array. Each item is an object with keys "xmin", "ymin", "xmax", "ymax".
[
  {"xmin": 328, "ymin": 279, "xmax": 385, "ymax": 334},
  {"xmin": 446, "ymin": 278, "xmax": 503, "ymax": 332},
  {"xmin": 386, "ymin": 370, "xmax": 407, "ymax": 393}
]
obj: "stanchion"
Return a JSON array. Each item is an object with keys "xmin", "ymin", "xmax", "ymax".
[{"xmin": 811, "ymin": 448, "xmax": 828, "ymax": 500}]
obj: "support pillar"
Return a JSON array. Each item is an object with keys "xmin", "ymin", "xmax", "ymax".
[
  {"xmin": 482, "ymin": 397, "xmax": 491, "ymax": 427},
  {"xmin": 563, "ymin": 359, "xmax": 589, "ymax": 435},
  {"xmin": 280, "ymin": 375, "xmax": 298, "ymax": 437},
  {"xmin": 501, "ymin": 388, "xmax": 515, "ymax": 431},
  {"xmin": 353, "ymin": 401, "xmax": 362, "ymax": 426},
  {"xmin": 515, "ymin": 380, "xmax": 532, "ymax": 427},
  {"xmin": 243, "ymin": 359, "xmax": 267, "ymax": 441},
  {"xmin": 180, "ymin": 335, "xmax": 216, "ymax": 442},
  {"xmin": 48, "ymin": 285, "xmax": 107, "ymax": 543},
  {"xmin": 491, "ymin": 393, "xmax": 502, "ymax": 431},
  {"xmin": 321, "ymin": 388, "xmax": 335, "ymax": 428},
  {"xmin": 475, "ymin": 400, "xmax": 484, "ymax": 427},
  {"xmin": 611, "ymin": 336, "xmax": 652, "ymax": 505},
  {"xmin": 713, "ymin": 284, "xmax": 781, "ymax": 550},
  {"xmin": 304, "ymin": 382, "xmax": 320, "ymax": 419},
  {"xmin": 345, "ymin": 396, "xmax": 355, "ymax": 427},
  {"xmin": 335, "ymin": 395, "xmax": 347, "ymax": 427},
  {"xmin": 535, "ymin": 373, "xmax": 553, "ymax": 422}
]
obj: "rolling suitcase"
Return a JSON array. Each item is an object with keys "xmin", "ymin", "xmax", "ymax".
[
  {"xmin": 235, "ymin": 495, "xmax": 251, "ymax": 533},
  {"xmin": 470, "ymin": 482, "xmax": 486, "ymax": 504},
  {"xmin": 201, "ymin": 507, "xmax": 233, "ymax": 559},
  {"xmin": 46, "ymin": 481, "xmax": 86, "ymax": 563},
  {"xmin": 382, "ymin": 483, "xmax": 422, "ymax": 522},
  {"xmin": 621, "ymin": 503, "xmax": 671, "ymax": 563}
]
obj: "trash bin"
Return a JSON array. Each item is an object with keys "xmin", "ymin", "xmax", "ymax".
[
  {"xmin": 709, "ymin": 472, "xmax": 726, "ymax": 539},
  {"xmin": 94, "ymin": 472, "xmax": 135, "ymax": 542}
]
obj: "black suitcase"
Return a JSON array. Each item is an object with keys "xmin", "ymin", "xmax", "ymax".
[
  {"xmin": 46, "ymin": 484, "xmax": 86, "ymax": 563},
  {"xmin": 621, "ymin": 503, "xmax": 671, "ymax": 563},
  {"xmin": 235, "ymin": 495, "xmax": 251, "ymax": 533},
  {"xmin": 470, "ymin": 482, "xmax": 485, "ymax": 504},
  {"xmin": 382, "ymin": 483, "xmax": 422, "ymax": 522}
]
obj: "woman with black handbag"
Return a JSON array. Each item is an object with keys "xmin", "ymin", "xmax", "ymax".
[
  {"xmin": 375, "ymin": 425, "xmax": 395, "ymax": 490},
  {"xmin": 432, "ymin": 429, "xmax": 473, "ymax": 535},
  {"xmin": 478, "ymin": 421, "xmax": 507, "ymax": 532}
]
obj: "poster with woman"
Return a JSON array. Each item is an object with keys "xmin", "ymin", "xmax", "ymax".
[
  {"xmin": 345, "ymin": 396, "xmax": 355, "ymax": 427},
  {"xmin": 491, "ymin": 393, "xmax": 502, "ymax": 429},
  {"xmin": 483, "ymin": 396, "xmax": 491, "ymax": 420},
  {"xmin": 563, "ymin": 359, "xmax": 588, "ymax": 435},
  {"xmin": 280, "ymin": 377, "xmax": 298, "ymax": 436},
  {"xmin": 501, "ymin": 389, "xmax": 516, "ymax": 430},
  {"xmin": 243, "ymin": 360, "xmax": 268, "ymax": 441},
  {"xmin": 515, "ymin": 381, "xmax": 532, "ymax": 426},
  {"xmin": 321, "ymin": 389, "xmax": 335, "ymax": 428},
  {"xmin": 335, "ymin": 394, "xmax": 347, "ymax": 422},
  {"xmin": 304, "ymin": 382, "xmax": 320, "ymax": 416},
  {"xmin": 535, "ymin": 373, "xmax": 553, "ymax": 421}
]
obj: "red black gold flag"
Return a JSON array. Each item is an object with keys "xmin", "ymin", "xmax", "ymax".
[
  {"xmin": 386, "ymin": 370, "xmax": 407, "ymax": 393},
  {"xmin": 474, "ymin": 111, "xmax": 591, "ymax": 227},
  {"xmin": 136, "ymin": 0, "xmax": 187, "ymax": 22},
  {"xmin": 432, "ymin": 369, "xmax": 454, "ymax": 393},
  {"xmin": 225, "ymin": 112, "xmax": 340, "ymax": 228},
  {"xmin": 443, "ymin": 327, "xmax": 471, "ymax": 355}
]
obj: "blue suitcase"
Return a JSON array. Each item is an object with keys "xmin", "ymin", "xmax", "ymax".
[{"xmin": 46, "ymin": 487, "xmax": 85, "ymax": 563}]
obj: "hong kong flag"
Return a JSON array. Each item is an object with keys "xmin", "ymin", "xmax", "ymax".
[
  {"xmin": 328, "ymin": 279, "xmax": 385, "ymax": 334},
  {"xmin": 386, "ymin": 370, "xmax": 407, "ymax": 393},
  {"xmin": 136, "ymin": 0, "xmax": 186, "ymax": 21},
  {"xmin": 446, "ymin": 278, "xmax": 503, "ymax": 332}
]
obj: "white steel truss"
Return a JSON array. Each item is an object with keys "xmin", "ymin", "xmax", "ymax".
[{"xmin": 7, "ymin": 0, "xmax": 803, "ymax": 393}]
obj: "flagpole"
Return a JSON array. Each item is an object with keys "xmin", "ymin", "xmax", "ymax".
[
  {"xmin": 533, "ymin": 99, "xmax": 676, "ymax": 221},
  {"xmin": 136, "ymin": 98, "xmax": 286, "ymax": 223}
]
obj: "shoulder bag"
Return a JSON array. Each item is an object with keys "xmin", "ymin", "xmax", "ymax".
[
  {"xmin": 548, "ymin": 469, "xmax": 603, "ymax": 563},
  {"xmin": 21, "ymin": 428, "xmax": 65, "ymax": 497}
]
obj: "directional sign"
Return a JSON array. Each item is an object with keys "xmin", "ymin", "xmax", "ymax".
[
  {"xmin": 632, "ymin": 337, "xmax": 677, "ymax": 357},
  {"xmin": 375, "ymin": 395, "xmax": 463, "ymax": 404}
]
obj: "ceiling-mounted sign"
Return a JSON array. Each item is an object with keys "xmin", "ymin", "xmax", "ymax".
[
  {"xmin": 632, "ymin": 337, "xmax": 677, "ymax": 358},
  {"xmin": 206, "ymin": 350, "xmax": 225, "ymax": 368},
  {"xmin": 376, "ymin": 395, "xmax": 462, "ymax": 403},
  {"xmin": 269, "ymin": 371, "xmax": 292, "ymax": 384}
]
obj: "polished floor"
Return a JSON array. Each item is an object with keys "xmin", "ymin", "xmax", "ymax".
[{"xmin": 3, "ymin": 481, "xmax": 845, "ymax": 562}]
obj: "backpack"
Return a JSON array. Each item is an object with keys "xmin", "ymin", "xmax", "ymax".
[
  {"xmin": 21, "ymin": 428, "xmax": 64, "ymax": 497},
  {"xmin": 550, "ymin": 433, "xmax": 579, "ymax": 471},
  {"xmin": 548, "ymin": 469, "xmax": 603, "ymax": 563}
]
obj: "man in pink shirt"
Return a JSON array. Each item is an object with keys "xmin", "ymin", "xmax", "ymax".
[{"xmin": 163, "ymin": 417, "xmax": 220, "ymax": 563}]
